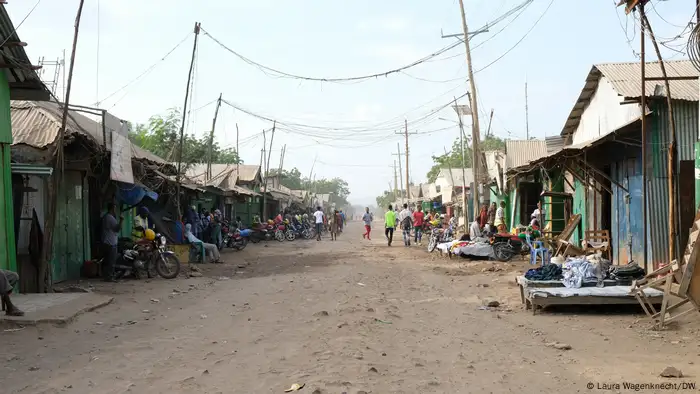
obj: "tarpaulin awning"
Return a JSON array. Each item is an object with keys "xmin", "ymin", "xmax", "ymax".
[{"xmin": 116, "ymin": 182, "xmax": 158, "ymax": 206}]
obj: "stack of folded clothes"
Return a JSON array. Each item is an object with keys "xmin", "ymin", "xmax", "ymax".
[
  {"xmin": 524, "ymin": 264, "xmax": 563, "ymax": 281},
  {"xmin": 608, "ymin": 262, "xmax": 646, "ymax": 284}
]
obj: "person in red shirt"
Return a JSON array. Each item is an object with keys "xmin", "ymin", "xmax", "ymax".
[
  {"xmin": 412, "ymin": 206, "xmax": 425, "ymax": 245},
  {"xmin": 479, "ymin": 204, "xmax": 489, "ymax": 229}
]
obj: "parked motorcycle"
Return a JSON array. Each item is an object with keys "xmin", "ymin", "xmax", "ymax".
[
  {"xmin": 490, "ymin": 233, "xmax": 531, "ymax": 262},
  {"xmin": 427, "ymin": 227, "xmax": 454, "ymax": 253},
  {"xmin": 225, "ymin": 228, "xmax": 251, "ymax": 250},
  {"xmin": 250, "ymin": 223, "xmax": 275, "ymax": 243},
  {"xmin": 106, "ymin": 235, "xmax": 181, "ymax": 279}
]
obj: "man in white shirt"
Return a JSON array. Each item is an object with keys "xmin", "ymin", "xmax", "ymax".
[
  {"xmin": 313, "ymin": 206, "xmax": 324, "ymax": 241},
  {"xmin": 469, "ymin": 219, "xmax": 482, "ymax": 241},
  {"xmin": 399, "ymin": 204, "xmax": 413, "ymax": 246}
]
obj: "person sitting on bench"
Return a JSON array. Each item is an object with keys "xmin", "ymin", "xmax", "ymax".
[{"xmin": 0, "ymin": 269, "xmax": 24, "ymax": 316}]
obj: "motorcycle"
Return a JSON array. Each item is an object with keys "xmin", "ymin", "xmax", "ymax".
[
  {"xmin": 226, "ymin": 227, "xmax": 251, "ymax": 250},
  {"xmin": 276, "ymin": 222, "xmax": 294, "ymax": 241},
  {"xmin": 427, "ymin": 226, "xmax": 454, "ymax": 253},
  {"xmin": 490, "ymin": 233, "xmax": 531, "ymax": 262},
  {"xmin": 250, "ymin": 222, "xmax": 275, "ymax": 243},
  {"xmin": 107, "ymin": 234, "xmax": 181, "ymax": 279}
]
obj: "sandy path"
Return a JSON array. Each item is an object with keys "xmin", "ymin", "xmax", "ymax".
[{"xmin": 1, "ymin": 223, "xmax": 699, "ymax": 393}]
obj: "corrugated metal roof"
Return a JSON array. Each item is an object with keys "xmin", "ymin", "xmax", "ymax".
[
  {"xmin": 561, "ymin": 60, "xmax": 699, "ymax": 137},
  {"xmin": 505, "ymin": 140, "xmax": 548, "ymax": 169},
  {"xmin": 0, "ymin": 6, "xmax": 50, "ymax": 101},
  {"xmin": 545, "ymin": 135, "xmax": 566, "ymax": 154},
  {"xmin": 437, "ymin": 168, "xmax": 474, "ymax": 186},
  {"xmin": 10, "ymin": 100, "xmax": 167, "ymax": 164},
  {"xmin": 597, "ymin": 60, "xmax": 699, "ymax": 101}
]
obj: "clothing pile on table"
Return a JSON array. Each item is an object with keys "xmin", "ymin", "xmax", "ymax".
[
  {"xmin": 524, "ymin": 264, "xmax": 562, "ymax": 281},
  {"xmin": 608, "ymin": 262, "xmax": 646, "ymax": 285},
  {"xmin": 437, "ymin": 239, "xmax": 494, "ymax": 259},
  {"xmin": 562, "ymin": 257, "xmax": 601, "ymax": 288}
]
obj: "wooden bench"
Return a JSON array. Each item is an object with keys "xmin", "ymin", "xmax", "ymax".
[{"xmin": 582, "ymin": 230, "xmax": 611, "ymax": 260}]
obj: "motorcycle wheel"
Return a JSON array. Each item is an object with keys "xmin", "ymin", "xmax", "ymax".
[
  {"xmin": 302, "ymin": 229, "xmax": 312, "ymax": 239},
  {"xmin": 427, "ymin": 236, "xmax": 437, "ymax": 253},
  {"xmin": 275, "ymin": 230, "xmax": 285, "ymax": 242},
  {"xmin": 285, "ymin": 230, "xmax": 296, "ymax": 241},
  {"xmin": 235, "ymin": 238, "xmax": 248, "ymax": 251},
  {"xmin": 493, "ymin": 243, "xmax": 515, "ymax": 262},
  {"xmin": 156, "ymin": 254, "xmax": 181, "ymax": 279}
]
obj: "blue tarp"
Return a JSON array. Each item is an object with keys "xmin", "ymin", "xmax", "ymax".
[{"xmin": 116, "ymin": 182, "xmax": 158, "ymax": 206}]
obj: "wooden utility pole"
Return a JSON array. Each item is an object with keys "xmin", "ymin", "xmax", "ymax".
[
  {"xmin": 454, "ymin": 97, "xmax": 468, "ymax": 228},
  {"xmin": 393, "ymin": 160, "xmax": 399, "ymax": 199},
  {"xmin": 641, "ymin": 12, "xmax": 678, "ymax": 265},
  {"xmin": 395, "ymin": 144, "xmax": 404, "ymax": 203},
  {"xmin": 278, "ymin": 144, "xmax": 286, "ymax": 174},
  {"xmin": 261, "ymin": 122, "xmax": 276, "ymax": 220},
  {"xmin": 403, "ymin": 120, "xmax": 411, "ymax": 201},
  {"xmin": 236, "ymin": 123, "xmax": 240, "ymax": 176},
  {"xmin": 175, "ymin": 22, "xmax": 201, "ymax": 220},
  {"xmin": 41, "ymin": 0, "xmax": 85, "ymax": 292},
  {"xmin": 394, "ymin": 121, "xmax": 417, "ymax": 203},
  {"xmin": 525, "ymin": 81, "xmax": 530, "ymax": 140},
  {"xmin": 458, "ymin": 0, "xmax": 483, "ymax": 212},
  {"xmin": 640, "ymin": 4, "xmax": 648, "ymax": 269},
  {"xmin": 206, "ymin": 93, "xmax": 222, "ymax": 180},
  {"xmin": 486, "ymin": 109, "xmax": 494, "ymax": 138}
]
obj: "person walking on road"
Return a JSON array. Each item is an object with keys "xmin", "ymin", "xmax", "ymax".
[
  {"xmin": 362, "ymin": 207, "xmax": 373, "ymax": 240},
  {"xmin": 329, "ymin": 210, "xmax": 338, "ymax": 241},
  {"xmin": 313, "ymin": 206, "xmax": 324, "ymax": 241},
  {"xmin": 384, "ymin": 204, "xmax": 396, "ymax": 246},
  {"xmin": 412, "ymin": 206, "xmax": 425, "ymax": 245},
  {"xmin": 399, "ymin": 203, "xmax": 413, "ymax": 247}
]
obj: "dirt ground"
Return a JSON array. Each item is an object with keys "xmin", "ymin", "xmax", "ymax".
[{"xmin": 2, "ymin": 223, "xmax": 700, "ymax": 393}]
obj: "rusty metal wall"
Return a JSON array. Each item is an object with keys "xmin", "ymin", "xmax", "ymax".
[{"xmin": 646, "ymin": 99, "xmax": 698, "ymax": 270}]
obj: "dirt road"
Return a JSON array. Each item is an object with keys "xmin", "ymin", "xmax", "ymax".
[{"xmin": 2, "ymin": 223, "xmax": 699, "ymax": 393}]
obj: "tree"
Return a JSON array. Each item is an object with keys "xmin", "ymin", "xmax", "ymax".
[
  {"xmin": 269, "ymin": 167, "xmax": 351, "ymax": 206},
  {"xmin": 425, "ymin": 135, "xmax": 506, "ymax": 182},
  {"xmin": 375, "ymin": 190, "xmax": 396, "ymax": 209},
  {"xmin": 129, "ymin": 108, "xmax": 242, "ymax": 166}
]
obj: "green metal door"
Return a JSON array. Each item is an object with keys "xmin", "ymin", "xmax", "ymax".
[{"xmin": 52, "ymin": 172, "xmax": 90, "ymax": 283}]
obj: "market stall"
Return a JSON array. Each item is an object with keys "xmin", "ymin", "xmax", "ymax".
[
  {"xmin": 436, "ymin": 238, "xmax": 494, "ymax": 259},
  {"xmin": 514, "ymin": 254, "xmax": 662, "ymax": 314}
]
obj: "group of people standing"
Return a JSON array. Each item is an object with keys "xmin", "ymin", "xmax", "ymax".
[{"xmin": 470, "ymin": 201, "xmax": 508, "ymax": 239}]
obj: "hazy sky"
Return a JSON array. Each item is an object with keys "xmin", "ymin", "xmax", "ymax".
[{"xmin": 8, "ymin": 0, "xmax": 696, "ymax": 205}]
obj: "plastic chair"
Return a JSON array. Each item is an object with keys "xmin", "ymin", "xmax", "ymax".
[
  {"xmin": 188, "ymin": 241, "xmax": 206, "ymax": 263},
  {"xmin": 526, "ymin": 233, "xmax": 550, "ymax": 265}
]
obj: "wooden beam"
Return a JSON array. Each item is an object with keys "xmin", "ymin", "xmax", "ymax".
[
  {"xmin": 0, "ymin": 63, "xmax": 42, "ymax": 71},
  {"xmin": 644, "ymin": 76, "xmax": 699, "ymax": 81},
  {"xmin": 0, "ymin": 41, "xmax": 27, "ymax": 48},
  {"xmin": 576, "ymin": 158, "xmax": 627, "ymax": 193}
]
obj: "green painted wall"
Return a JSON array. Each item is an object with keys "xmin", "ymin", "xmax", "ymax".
[
  {"xmin": 572, "ymin": 178, "xmax": 586, "ymax": 246},
  {"xmin": 0, "ymin": 72, "xmax": 17, "ymax": 273},
  {"xmin": 51, "ymin": 171, "xmax": 90, "ymax": 283},
  {"xmin": 547, "ymin": 170, "xmax": 566, "ymax": 234}
]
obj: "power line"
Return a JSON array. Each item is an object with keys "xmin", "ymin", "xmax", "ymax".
[
  {"xmin": 473, "ymin": 0, "xmax": 555, "ymax": 74},
  {"xmin": 0, "ymin": 0, "xmax": 42, "ymax": 48},
  {"xmin": 202, "ymin": 26, "xmax": 463, "ymax": 83},
  {"xmin": 95, "ymin": 32, "xmax": 192, "ymax": 106}
]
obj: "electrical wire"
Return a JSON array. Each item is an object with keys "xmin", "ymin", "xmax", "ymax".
[
  {"xmin": 0, "ymin": 0, "xmax": 41, "ymax": 48},
  {"xmin": 199, "ymin": 1, "xmax": 532, "ymax": 84},
  {"xmin": 687, "ymin": 21, "xmax": 700, "ymax": 71},
  {"xmin": 95, "ymin": 32, "xmax": 192, "ymax": 106},
  {"xmin": 202, "ymin": 27, "xmax": 463, "ymax": 83},
  {"xmin": 473, "ymin": 0, "xmax": 555, "ymax": 74}
]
